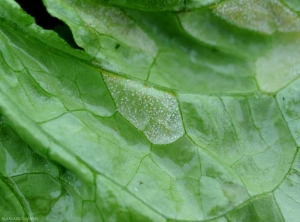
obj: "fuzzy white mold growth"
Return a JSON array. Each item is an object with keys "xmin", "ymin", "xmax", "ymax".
[
  {"xmin": 104, "ymin": 73, "xmax": 184, "ymax": 144},
  {"xmin": 214, "ymin": 0, "xmax": 300, "ymax": 34}
]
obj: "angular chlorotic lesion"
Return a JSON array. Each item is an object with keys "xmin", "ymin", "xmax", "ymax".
[
  {"xmin": 214, "ymin": 0, "xmax": 300, "ymax": 34},
  {"xmin": 103, "ymin": 73, "xmax": 185, "ymax": 144}
]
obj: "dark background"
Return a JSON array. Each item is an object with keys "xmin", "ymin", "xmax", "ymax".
[{"xmin": 15, "ymin": 0, "xmax": 81, "ymax": 49}]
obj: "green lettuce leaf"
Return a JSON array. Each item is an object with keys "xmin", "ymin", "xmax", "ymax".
[
  {"xmin": 0, "ymin": 0, "xmax": 300, "ymax": 221},
  {"xmin": 0, "ymin": 117, "xmax": 103, "ymax": 221}
]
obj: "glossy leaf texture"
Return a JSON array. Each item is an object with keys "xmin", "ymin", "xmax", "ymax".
[{"xmin": 0, "ymin": 0, "xmax": 300, "ymax": 221}]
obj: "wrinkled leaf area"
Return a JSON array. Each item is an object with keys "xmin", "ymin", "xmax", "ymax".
[{"xmin": 0, "ymin": 117, "xmax": 101, "ymax": 221}]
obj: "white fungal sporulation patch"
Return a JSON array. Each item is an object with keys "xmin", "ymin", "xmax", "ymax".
[
  {"xmin": 214, "ymin": 0, "xmax": 300, "ymax": 34},
  {"xmin": 103, "ymin": 73, "xmax": 184, "ymax": 144}
]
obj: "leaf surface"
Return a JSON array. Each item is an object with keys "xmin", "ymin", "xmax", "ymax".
[{"xmin": 0, "ymin": 0, "xmax": 300, "ymax": 221}]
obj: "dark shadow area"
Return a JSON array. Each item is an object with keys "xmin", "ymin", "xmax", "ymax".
[{"xmin": 15, "ymin": 0, "xmax": 82, "ymax": 49}]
